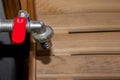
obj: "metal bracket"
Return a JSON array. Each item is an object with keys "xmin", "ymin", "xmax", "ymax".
[{"xmin": 0, "ymin": 10, "xmax": 53, "ymax": 49}]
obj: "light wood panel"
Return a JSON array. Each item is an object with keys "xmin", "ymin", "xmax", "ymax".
[
  {"xmin": 36, "ymin": 13, "xmax": 120, "ymax": 34},
  {"xmin": 36, "ymin": 55, "xmax": 120, "ymax": 79},
  {"xmin": 30, "ymin": 0, "xmax": 120, "ymax": 80},
  {"xmin": 37, "ymin": 32, "xmax": 120, "ymax": 56},
  {"xmin": 35, "ymin": 0, "xmax": 120, "ymax": 15},
  {"xmin": 36, "ymin": 3, "xmax": 120, "ymax": 56}
]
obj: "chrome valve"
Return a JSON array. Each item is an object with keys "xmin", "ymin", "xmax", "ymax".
[{"xmin": 0, "ymin": 10, "xmax": 53, "ymax": 49}]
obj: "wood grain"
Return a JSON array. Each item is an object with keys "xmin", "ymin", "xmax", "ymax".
[
  {"xmin": 36, "ymin": 55, "xmax": 120, "ymax": 79},
  {"xmin": 20, "ymin": 0, "xmax": 36, "ymax": 20},
  {"xmin": 2, "ymin": 0, "xmax": 21, "ymax": 19},
  {"xmin": 37, "ymin": 32, "xmax": 120, "ymax": 56},
  {"xmin": 37, "ymin": 13, "xmax": 120, "ymax": 55},
  {"xmin": 36, "ymin": 13, "xmax": 120, "ymax": 34},
  {"xmin": 20, "ymin": 0, "xmax": 28, "ymax": 10},
  {"xmin": 27, "ymin": 0, "xmax": 36, "ymax": 20},
  {"xmin": 35, "ymin": 0, "xmax": 120, "ymax": 15},
  {"xmin": 29, "ymin": 38, "xmax": 36, "ymax": 80},
  {"xmin": 27, "ymin": 0, "xmax": 120, "ymax": 80}
]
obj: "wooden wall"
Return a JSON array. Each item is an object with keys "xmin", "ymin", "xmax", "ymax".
[
  {"xmin": 35, "ymin": 0, "xmax": 120, "ymax": 15},
  {"xmin": 32, "ymin": 0, "xmax": 120, "ymax": 80}
]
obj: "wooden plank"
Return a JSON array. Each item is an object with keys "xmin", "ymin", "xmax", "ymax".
[
  {"xmin": 2, "ymin": 0, "xmax": 21, "ymax": 19},
  {"xmin": 36, "ymin": 13, "xmax": 120, "ymax": 34},
  {"xmin": 36, "ymin": 55, "xmax": 120, "ymax": 79},
  {"xmin": 27, "ymin": 0, "xmax": 36, "ymax": 20},
  {"xmin": 35, "ymin": 0, "xmax": 120, "ymax": 15},
  {"xmin": 2, "ymin": 0, "xmax": 36, "ymax": 20},
  {"xmin": 37, "ymin": 79, "xmax": 76, "ymax": 80},
  {"xmin": 37, "ymin": 78, "xmax": 88, "ymax": 80},
  {"xmin": 37, "ymin": 32, "xmax": 120, "ymax": 55},
  {"xmin": 20, "ymin": 0, "xmax": 28, "ymax": 10},
  {"xmin": 20, "ymin": 0, "xmax": 36, "ymax": 20},
  {"xmin": 29, "ymin": 37, "xmax": 36, "ymax": 80},
  {"xmin": 37, "ymin": 74, "xmax": 120, "ymax": 79}
]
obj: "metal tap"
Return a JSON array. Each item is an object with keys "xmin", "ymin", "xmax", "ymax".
[{"xmin": 0, "ymin": 10, "xmax": 53, "ymax": 49}]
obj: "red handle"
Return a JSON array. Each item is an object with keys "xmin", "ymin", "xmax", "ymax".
[{"xmin": 12, "ymin": 17, "xmax": 27, "ymax": 44}]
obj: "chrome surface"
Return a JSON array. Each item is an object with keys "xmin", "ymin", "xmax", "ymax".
[{"xmin": 0, "ymin": 10, "xmax": 53, "ymax": 49}]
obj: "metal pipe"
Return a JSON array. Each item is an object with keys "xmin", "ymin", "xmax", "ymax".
[
  {"xmin": 0, "ymin": 19, "xmax": 45, "ymax": 32},
  {"xmin": 0, "ymin": 10, "xmax": 54, "ymax": 49}
]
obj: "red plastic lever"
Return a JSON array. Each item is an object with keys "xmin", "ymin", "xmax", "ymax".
[{"xmin": 12, "ymin": 17, "xmax": 27, "ymax": 44}]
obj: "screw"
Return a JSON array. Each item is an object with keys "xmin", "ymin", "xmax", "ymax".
[
  {"xmin": 40, "ymin": 40, "xmax": 52, "ymax": 49},
  {"xmin": 18, "ymin": 10, "xmax": 30, "ymax": 32},
  {"xmin": 18, "ymin": 10, "xmax": 29, "ymax": 18}
]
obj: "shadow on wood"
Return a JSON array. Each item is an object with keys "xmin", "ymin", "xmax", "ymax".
[{"xmin": 37, "ymin": 49, "xmax": 52, "ymax": 64}]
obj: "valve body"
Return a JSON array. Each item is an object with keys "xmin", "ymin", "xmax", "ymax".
[{"xmin": 0, "ymin": 10, "xmax": 53, "ymax": 49}]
